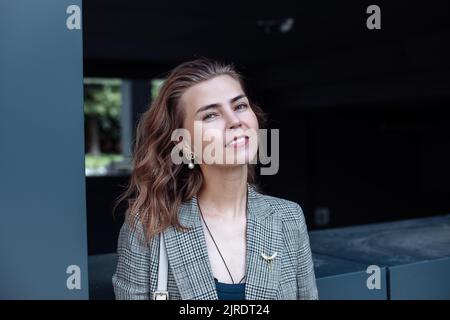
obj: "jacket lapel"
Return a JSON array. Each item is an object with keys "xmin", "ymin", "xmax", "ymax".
[
  {"xmin": 163, "ymin": 195, "xmax": 218, "ymax": 300},
  {"xmin": 244, "ymin": 185, "xmax": 283, "ymax": 300},
  {"xmin": 163, "ymin": 183, "xmax": 283, "ymax": 300}
]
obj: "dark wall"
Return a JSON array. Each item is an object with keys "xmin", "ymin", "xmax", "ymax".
[
  {"xmin": 83, "ymin": 0, "xmax": 450, "ymax": 253},
  {"xmin": 86, "ymin": 176, "xmax": 126, "ymax": 255},
  {"xmin": 257, "ymin": 100, "xmax": 450, "ymax": 229}
]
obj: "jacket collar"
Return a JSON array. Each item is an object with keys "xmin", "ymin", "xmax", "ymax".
[
  {"xmin": 177, "ymin": 183, "xmax": 273, "ymax": 228},
  {"xmin": 163, "ymin": 183, "xmax": 282, "ymax": 300}
]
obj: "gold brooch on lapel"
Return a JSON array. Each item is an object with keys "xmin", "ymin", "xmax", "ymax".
[{"xmin": 261, "ymin": 252, "xmax": 277, "ymax": 271}]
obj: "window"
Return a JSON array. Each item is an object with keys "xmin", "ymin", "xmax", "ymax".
[{"xmin": 84, "ymin": 78, "xmax": 125, "ymax": 176}]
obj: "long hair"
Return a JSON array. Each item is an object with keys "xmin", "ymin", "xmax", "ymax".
[{"xmin": 113, "ymin": 58, "xmax": 267, "ymax": 241}]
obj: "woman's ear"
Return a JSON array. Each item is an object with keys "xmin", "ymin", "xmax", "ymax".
[
  {"xmin": 173, "ymin": 140, "xmax": 191, "ymax": 157},
  {"xmin": 171, "ymin": 128, "xmax": 192, "ymax": 155},
  {"xmin": 182, "ymin": 143, "xmax": 192, "ymax": 157}
]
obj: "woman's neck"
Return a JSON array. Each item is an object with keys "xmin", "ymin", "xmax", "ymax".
[{"xmin": 197, "ymin": 165, "xmax": 248, "ymax": 221}]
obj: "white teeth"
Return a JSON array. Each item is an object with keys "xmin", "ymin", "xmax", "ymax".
[{"xmin": 228, "ymin": 136, "xmax": 246, "ymax": 147}]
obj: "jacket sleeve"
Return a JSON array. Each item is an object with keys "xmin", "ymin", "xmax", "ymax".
[
  {"xmin": 295, "ymin": 204, "xmax": 319, "ymax": 300},
  {"xmin": 112, "ymin": 215, "xmax": 152, "ymax": 300}
]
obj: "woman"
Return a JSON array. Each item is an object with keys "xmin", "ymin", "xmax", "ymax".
[{"xmin": 112, "ymin": 58, "xmax": 318, "ymax": 300}]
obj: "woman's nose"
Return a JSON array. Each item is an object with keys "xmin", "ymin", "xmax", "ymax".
[
  {"xmin": 224, "ymin": 109, "xmax": 242, "ymax": 129},
  {"xmin": 228, "ymin": 118, "xmax": 242, "ymax": 130}
]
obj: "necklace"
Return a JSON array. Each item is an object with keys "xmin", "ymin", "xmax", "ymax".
[{"xmin": 198, "ymin": 197, "xmax": 247, "ymax": 285}]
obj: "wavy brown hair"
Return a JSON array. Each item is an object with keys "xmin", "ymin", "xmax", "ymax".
[{"xmin": 113, "ymin": 58, "xmax": 267, "ymax": 241}]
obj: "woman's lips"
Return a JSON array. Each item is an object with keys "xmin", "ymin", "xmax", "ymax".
[{"xmin": 226, "ymin": 135, "xmax": 249, "ymax": 148}]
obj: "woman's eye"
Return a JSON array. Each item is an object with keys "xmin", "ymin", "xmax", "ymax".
[
  {"xmin": 235, "ymin": 103, "xmax": 248, "ymax": 111},
  {"xmin": 203, "ymin": 113, "xmax": 218, "ymax": 121}
]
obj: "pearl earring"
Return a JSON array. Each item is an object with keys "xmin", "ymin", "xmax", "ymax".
[{"xmin": 187, "ymin": 151, "xmax": 195, "ymax": 169}]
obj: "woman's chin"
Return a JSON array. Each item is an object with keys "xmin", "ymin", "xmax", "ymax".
[{"xmin": 217, "ymin": 155, "xmax": 257, "ymax": 167}]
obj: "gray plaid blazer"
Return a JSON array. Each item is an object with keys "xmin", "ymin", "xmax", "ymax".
[{"xmin": 112, "ymin": 183, "xmax": 318, "ymax": 300}]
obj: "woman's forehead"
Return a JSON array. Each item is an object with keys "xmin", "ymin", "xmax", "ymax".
[{"xmin": 182, "ymin": 75, "xmax": 245, "ymax": 110}]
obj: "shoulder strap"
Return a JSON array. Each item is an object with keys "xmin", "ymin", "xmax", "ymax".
[{"xmin": 153, "ymin": 232, "xmax": 169, "ymax": 300}]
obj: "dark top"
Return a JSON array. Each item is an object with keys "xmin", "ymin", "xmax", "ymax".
[{"xmin": 214, "ymin": 278, "xmax": 246, "ymax": 300}]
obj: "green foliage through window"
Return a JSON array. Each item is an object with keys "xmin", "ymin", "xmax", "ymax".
[{"xmin": 84, "ymin": 78, "xmax": 123, "ymax": 175}]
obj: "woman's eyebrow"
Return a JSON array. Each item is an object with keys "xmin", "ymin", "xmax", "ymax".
[{"xmin": 195, "ymin": 94, "xmax": 247, "ymax": 115}]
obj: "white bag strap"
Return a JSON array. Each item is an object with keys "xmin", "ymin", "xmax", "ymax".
[{"xmin": 153, "ymin": 232, "xmax": 169, "ymax": 300}]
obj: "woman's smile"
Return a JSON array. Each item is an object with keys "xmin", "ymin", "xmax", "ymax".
[{"xmin": 225, "ymin": 135, "xmax": 249, "ymax": 149}]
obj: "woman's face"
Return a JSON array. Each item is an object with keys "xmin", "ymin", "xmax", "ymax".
[{"xmin": 180, "ymin": 74, "xmax": 259, "ymax": 167}]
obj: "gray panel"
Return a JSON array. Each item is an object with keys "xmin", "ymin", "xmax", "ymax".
[
  {"xmin": 390, "ymin": 258, "xmax": 450, "ymax": 300},
  {"xmin": 310, "ymin": 215, "xmax": 450, "ymax": 299},
  {"xmin": 314, "ymin": 254, "xmax": 387, "ymax": 300},
  {"xmin": 316, "ymin": 272, "xmax": 387, "ymax": 300},
  {"xmin": 0, "ymin": 1, "xmax": 88, "ymax": 299}
]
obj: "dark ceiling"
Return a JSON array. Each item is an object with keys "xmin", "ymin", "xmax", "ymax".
[{"xmin": 83, "ymin": 0, "xmax": 450, "ymax": 76}]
